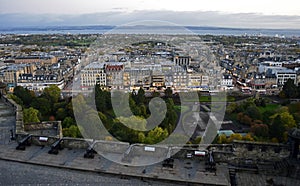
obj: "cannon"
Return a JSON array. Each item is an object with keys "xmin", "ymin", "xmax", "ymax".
[
  {"xmin": 84, "ymin": 141, "xmax": 97, "ymax": 159},
  {"xmin": 16, "ymin": 134, "xmax": 32, "ymax": 150},
  {"xmin": 48, "ymin": 138, "xmax": 64, "ymax": 155},
  {"xmin": 162, "ymin": 158, "xmax": 174, "ymax": 168},
  {"xmin": 205, "ymin": 150, "xmax": 216, "ymax": 172}
]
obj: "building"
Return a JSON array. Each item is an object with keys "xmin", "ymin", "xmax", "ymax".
[
  {"xmin": 125, "ymin": 66, "xmax": 151, "ymax": 90},
  {"xmin": 275, "ymin": 69, "xmax": 297, "ymax": 86},
  {"xmin": 0, "ymin": 64, "xmax": 37, "ymax": 84},
  {"xmin": 221, "ymin": 74, "xmax": 233, "ymax": 89},
  {"xmin": 14, "ymin": 55, "xmax": 57, "ymax": 66},
  {"xmin": 173, "ymin": 66, "xmax": 188, "ymax": 91},
  {"xmin": 259, "ymin": 63, "xmax": 297, "ymax": 87},
  {"xmin": 17, "ymin": 74, "xmax": 64, "ymax": 91},
  {"xmin": 105, "ymin": 63, "xmax": 124, "ymax": 90},
  {"xmin": 187, "ymin": 73, "xmax": 202, "ymax": 90},
  {"xmin": 201, "ymin": 75, "xmax": 209, "ymax": 87},
  {"xmin": 173, "ymin": 56, "xmax": 191, "ymax": 66},
  {"xmin": 151, "ymin": 74, "xmax": 165, "ymax": 88},
  {"xmin": 80, "ymin": 62, "xmax": 106, "ymax": 90}
]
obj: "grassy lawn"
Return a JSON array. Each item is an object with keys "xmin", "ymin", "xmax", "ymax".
[
  {"xmin": 174, "ymin": 105, "xmax": 190, "ymax": 113},
  {"xmin": 199, "ymin": 96, "xmax": 235, "ymax": 102},
  {"xmin": 257, "ymin": 104, "xmax": 280, "ymax": 113}
]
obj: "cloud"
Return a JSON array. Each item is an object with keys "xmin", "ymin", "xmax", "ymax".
[{"xmin": 0, "ymin": 10, "xmax": 300, "ymax": 29}]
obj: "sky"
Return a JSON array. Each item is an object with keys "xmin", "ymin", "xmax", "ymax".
[{"xmin": 0, "ymin": 0, "xmax": 300, "ymax": 29}]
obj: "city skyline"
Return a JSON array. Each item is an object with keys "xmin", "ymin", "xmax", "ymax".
[{"xmin": 0, "ymin": 0, "xmax": 300, "ymax": 29}]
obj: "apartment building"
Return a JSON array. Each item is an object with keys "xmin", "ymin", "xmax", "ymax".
[
  {"xmin": 80, "ymin": 62, "xmax": 106, "ymax": 90},
  {"xmin": 106, "ymin": 63, "xmax": 124, "ymax": 90}
]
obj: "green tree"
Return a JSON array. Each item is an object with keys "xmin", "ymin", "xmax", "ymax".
[
  {"xmin": 63, "ymin": 125, "xmax": 81, "ymax": 138},
  {"xmin": 56, "ymin": 108, "xmax": 67, "ymax": 121},
  {"xmin": 144, "ymin": 127, "xmax": 169, "ymax": 144},
  {"xmin": 280, "ymin": 111, "xmax": 296, "ymax": 129},
  {"xmin": 245, "ymin": 105, "xmax": 262, "ymax": 120},
  {"xmin": 7, "ymin": 94, "xmax": 23, "ymax": 106},
  {"xmin": 43, "ymin": 85, "xmax": 61, "ymax": 104},
  {"xmin": 164, "ymin": 87, "xmax": 173, "ymax": 98},
  {"xmin": 98, "ymin": 112, "xmax": 108, "ymax": 125},
  {"xmin": 271, "ymin": 108, "xmax": 296, "ymax": 129},
  {"xmin": 269, "ymin": 115, "xmax": 285, "ymax": 142},
  {"xmin": 95, "ymin": 85, "xmax": 106, "ymax": 112},
  {"xmin": 226, "ymin": 103, "xmax": 238, "ymax": 114},
  {"xmin": 13, "ymin": 86, "xmax": 35, "ymax": 106},
  {"xmin": 138, "ymin": 132, "xmax": 146, "ymax": 143},
  {"xmin": 31, "ymin": 97, "xmax": 51, "ymax": 117},
  {"xmin": 23, "ymin": 107, "xmax": 40, "ymax": 123},
  {"xmin": 282, "ymin": 79, "xmax": 298, "ymax": 98},
  {"xmin": 116, "ymin": 116, "xmax": 147, "ymax": 131},
  {"xmin": 136, "ymin": 87, "xmax": 145, "ymax": 105},
  {"xmin": 62, "ymin": 117, "xmax": 75, "ymax": 128}
]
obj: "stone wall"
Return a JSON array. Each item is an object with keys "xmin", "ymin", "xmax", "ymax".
[
  {"xmin": 1, "ymin": 95, "xmax": 24, "ymax": 134},
  {"xmin": 24, "ymin": 121, "xmax": 63, "ymax": 138},
  {"xmin": 231, "ymin": 140, "xmax": 289, "ymax": 161},
  {"xmin": 62, "ymin": 137, "xmax": 90, "ymax": 149}
]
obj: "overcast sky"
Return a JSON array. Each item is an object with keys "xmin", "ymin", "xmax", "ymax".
[{"xmin": 0, "ymin": 0, "xmax": 300, "ymax": 29}]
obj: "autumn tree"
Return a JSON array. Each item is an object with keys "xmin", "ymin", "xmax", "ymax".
[
  {"xmin": 227, "ymin": 133, "xmax": 243, "ymax": 143},
  {"xmin": 251, "ymin": 124, "xmax": 269, "ymax": 138}
]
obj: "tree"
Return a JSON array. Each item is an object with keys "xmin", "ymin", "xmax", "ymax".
[
  {"xmin": 217, "ymin": 134, "xmax": 227, "ymax": 144},
  {"xmin": 254, "ymin": 98, "xmax": 266, "ymax": 107},
  {"xmin": 242, "ymin": 134, "xmax": 254, "ymax": 141},
  {"xmin": 164, "ymin": 87, "xmax": 173, "ymax": 98},
  {"xmin": 251, "ymin": 124, "xmax": 269, "ymax": 138},
  {"xmin": 237, "ymin": 113, "xmax": 252, "ymax": 126},
  {"xmin": 282, "ymin": 79, "xmax": 298, "ymax": 98},
  {"xmin": 56, "ymin": 108, "xmax": 67, "ymax": 121},
  {"xmin": 43, "ymin": 85, "xmax": 61, "ymax": 104},
  {"xmin": 136, "ymin": 87, "xmax": 145, "ymax": 105},
  {"xmin": 269, "ymin": 115, "xmax": 285, "ymax": 142},
  {"xmin": 23, "ymin": 107, "xmax": 40, "ymax": 123},
  {"xmin": 95, "ymin": 85, "xmax": 106, "ymax": 112},
  {"xmin": 138, "ymin": 132, "xmax": 146, "ymax": 143},
  {"xmin": 31, "ymin": 97, "xmax": 51, "ymax": 117},
  {"xmin": 245, "ymin": 105, "xmax": 262, "ymax": 121},
  {"xmin": 280, "ymin": 111, "xmax": 296, "ymax": 129},
  {"xmin": 98, "ymin": 112, "xmax": 108, "ymax": 125},
  {"xmin": 63, "ymin": 125, "xmax": 81, "ymax": 138},
  {"xmin": 13, "ymin": 86, "xmax": 35, "ymax": 106},
  {"xmin": 116, "ymin": 116, "xmax": 147, "ymax": 131},
  {"xmin": 62, "ymin": 117, "xmax": 75, "ymax": 128},
  {"xmin": 7, "ymin": 94, "xmax": 23, "ymax": 106},
  {"xmin": 144, "ymin": 127, "xmax": 169, "ymax": 144},
  {"xmin": 271, "ymin": 108, "xmax": 296, "ymax": 129},
  {"xmin": 226, "ymin": 103, "xmax": 238, "ymax": 114},
  {"xmin": 227, "ymin": 133, "xmax": 243, "ymax": 143}
]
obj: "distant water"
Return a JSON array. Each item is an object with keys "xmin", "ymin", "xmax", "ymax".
[{"xmin": 0, "ymin": 25, "xmax": 299, "ymax": 37}]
